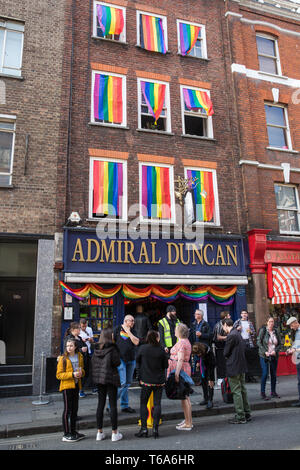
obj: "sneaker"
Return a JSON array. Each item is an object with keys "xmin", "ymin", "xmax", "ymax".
[
  {"xmin": 96, "ymin": 431, "xmax": 106, "ymax": 441},
  {"xmin": 261, "ymin": 393, "xmax": 270, "ymax": 401},
  {"xmin": 74, "ymin": 432, "xmax": 85, "ymax": 441},
  {"xmin": 199, "ymin": 400, "xmax": 208, "ymax": 406},
  {"xmin": 79, "ymin": 391, "xmax": 86, "ymax": 398},
  {"xmin": 245, "ymin": 414, "xmax": 252, "ymax": 422},
  {"xmin": 62, "ymin": 433, "xmax": 85, "ymax": 442},
  {"xmin": 271, "ymin": 393, "xmax": 280, "ymax": 398},
  {"xmin": 121, "ymin": 407, "xmax": 135, "ymax": 413},
  {"xmin": 112, "ymin": 431, "xmax": 123, "ymax": 442},
  {"xmin": 228, "ymin": 417, "xmax": 246, "ymax": 424}
]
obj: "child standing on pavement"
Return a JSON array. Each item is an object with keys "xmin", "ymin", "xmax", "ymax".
[{"xmin": 56, "ymin": 338, "xmax": 86, "ymax": 442}]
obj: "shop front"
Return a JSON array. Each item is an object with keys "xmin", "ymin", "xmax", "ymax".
[
  {"xmin": 59, "ymin": 228, "xmax": 248, "ymax": 348},
  {"xmin": 248, "ymin": 229, "xmax": 300, "ymax": 376}
]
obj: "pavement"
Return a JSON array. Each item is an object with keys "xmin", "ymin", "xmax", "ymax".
[{"xmin": 0, "ymin": 374, "xmax": 299, "ymax": 439}]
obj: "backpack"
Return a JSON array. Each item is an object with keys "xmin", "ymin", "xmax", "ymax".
[{"xmin": 221, "ymin": 377, "xmax": 233, "ymax": 404}]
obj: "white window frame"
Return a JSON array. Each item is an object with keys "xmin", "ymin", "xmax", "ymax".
[
  {"xmin": 89, "ymin": 156, "xmax": 128, "ymax": 221},
  {"xmin": 91, "ymin": 69, "xmax": 127, "ymax": 127},
  {"xmin": 265, "ymin": 102, "xmax": 292, "ymax": 150},
  {"xmin": 93, "ymin": 1, "xmax": 126, "ymax": 43},
  {"xmin": 180, "ymin": 85, "xmax": 213, "ymax": 138},
  {"xmin": 256, "ymin": 33, "xmax": 282, "ymax": 76},
  {"xmin": 139, "ymin": 161, "xmax": 175, "ymax": 224},
  {"xmin": 176, "ymin": 20, "xmax": 207, "ymax": 59},
  {"xmin": 136, "ymin": 10, "xmax": 168, "ymax": 52},
  {"xmin": 184, "ymin": 166, "xmax": 220, "ymax": 226},
  {"xmin": 0, "ymin": 114, "xmax": 16, "ymax": 186},
  {"xmin": 274, "ymin": 183, "xmax": 300, "ymax": 235},
  {"xmin": 137, "ymin": 77, "xmax": 171, "ymax": 133},
  {"xmin": 0, "ymin": 20, "xmax": 24, "ymax": 77}
]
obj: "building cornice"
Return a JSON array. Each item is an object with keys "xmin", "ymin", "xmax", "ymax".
[{"xmin": 228, "ymin": 0, "xmax": 300, "ymax": 21}]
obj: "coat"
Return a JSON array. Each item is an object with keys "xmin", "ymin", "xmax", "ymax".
[
  {"xmin": 56, "ymin": 352, "xmax": 85, "ymax": 392},
  {"xmin": 134, "ymin": 314, "xmax": 152, "ymax": 343},
  {"xmin": 189, "ymin": 319, "xmax": 211, "ymax": 346},
  {"xmin": 136, "ymin": 343, "xmax": 169, "ymax": 385},
  {"xmin": 223, "ymin": 328, "xmax": 248, "ymax": 377},
  {"xmin": 257, "ymin": 326, "xmax": 281, "ymax": 359},
  {"xmin": 91, "ymin": 342, "xmax": 121, "ymax": 388}
]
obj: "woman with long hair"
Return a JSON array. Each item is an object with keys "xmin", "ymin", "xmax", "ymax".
[{"xmin": 257, "ymin": 316, "xmax": 281, "ymax": 400}]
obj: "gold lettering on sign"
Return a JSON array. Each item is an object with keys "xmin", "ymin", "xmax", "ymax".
[
  {"xmin": 100, "ymin": 240, "xmax": 116, "ymax": 263},
  {"xmin": 189, "ymin": 244, "xmax": 203, "ymax": 265},
  {"xmin": 123, "ymin": 241, "xmax": 137, "ymax": 264},
  {"xmin": 167, "ymin": 242, "xmax": 179, "ymax": 264},
  {"xmin": 179, "ymin": 243, "xmax": 190, "ymax": 265},
  {"xmin": 203, "ymin": 244, "xmax": 214, "ymax": 266},
  {"xmin": 137, "ymin": 241, "xmax": 150, "ymax": 264},
  {"xmin": 226, "ymin": 245, "xmax": 238, "ymax": 266},
  {"xmin": 86, "ymin": 239, "xmax": 100, "ymax": 262},
  {"xmin": 216, "ymin": 245, "xmax": 226, "ymax": 266},
  {"xmin": 151, "ymin": 242, "xmax": 161, "ymax": 264},
  {"xmin": 72, "ymin": 238, "xmax": 85, "ymax": 262}
]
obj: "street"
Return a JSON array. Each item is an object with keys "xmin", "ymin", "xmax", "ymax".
[{"xmin": 1, "ymin": 407, "xmax": 299, "ymax": 452}]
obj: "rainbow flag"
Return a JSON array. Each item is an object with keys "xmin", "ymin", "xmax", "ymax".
[
  {"xmin": 179, "ymin": 23, "xmax": 201, "ymax": 56},
  {"xmin": 93, "ymin": 160, "xmax": 123, "ymax": 216},
  {"xmin": 187, "ymin": 169, "xmax": 215, "ymax": 222},
  {"xmin": 141, "ymin": 81, "xmax": 166, "ymax": 123},
  {"xmin": 94, "ymin": 73, "xmax": 123, "ymax": 124},
  {"xmin": 96, "ymin": 4, "xmax": 124, "ymax": 36},
  {"xmin": 142, "ymin": 165, "xmax": 171, "ymax": 219},
  {"xmin": 183, "ymin": 88, "xmax": 214, "ymax": 116},
  {"xmin": 140, "ymin": 14, "xmax": 166, "ymax": 54},
  {"xmin": 120, "ymin": 330, "xmax": 130, "ymax": 340}
]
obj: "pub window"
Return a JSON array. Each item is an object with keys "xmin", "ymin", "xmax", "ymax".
[
  {"xmin": 137, "ymin": 11, "xmax": 168, "ymax": 54},
  {"xmin": 80, "ymin": 295, "xmax": 115, "ymax": 338},
  {"xmin": 93, "ymin": 1, "xmax": 126, "ymax": 42},
  {"xmin": 274, "ymin": 184, "xmax": 300, "ymax": 234},
  {"xmin": 138, "ymin": 78, "xmax": 171, "ymax": 133},
  {"xmin": 177, "ymin": 20, "xmax": 207, "ymax": 59},
  {"xmin": 181, "ymin": 86, "xmax": 214, "ymax": 138}
]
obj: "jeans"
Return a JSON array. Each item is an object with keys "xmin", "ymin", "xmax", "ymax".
[
  {"xmin": 228, "ymin": 374, "xmax": 251, "ymax": 421},
  {"xmin": 97, "ymin": 384, "xmax": 118, "ymax": 431},
  {"xmin": 117, "ymin": 359, "xmax": 136, "ymax": 409},
  {"xmin": 140, "ymin": 385, "xmax": 163, "ymax": 429},
  {"xmin": 260, "ymin": 356, "xmax": 278, "ymax": 395}
]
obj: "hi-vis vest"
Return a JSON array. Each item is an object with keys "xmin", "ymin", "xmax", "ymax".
[{"xmin": 158, "ymin": 317, "xmax": 180, "ymax": 348}]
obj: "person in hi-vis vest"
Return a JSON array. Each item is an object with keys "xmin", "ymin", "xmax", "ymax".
[{"xmin": 158, "ymin": 305, "xmax": 180, "ymax": 354}]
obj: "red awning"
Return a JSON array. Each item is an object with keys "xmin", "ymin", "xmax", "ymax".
[{"xmin": 272, "ymin": 266, "xmax": 300, "ymax": 304}]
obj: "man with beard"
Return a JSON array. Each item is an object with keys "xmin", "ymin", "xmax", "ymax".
[{"xmin": 158, "ymin": 305, "xmax": 180, "ymax": 355}]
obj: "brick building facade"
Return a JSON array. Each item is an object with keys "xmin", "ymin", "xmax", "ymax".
[{"xmin": 225, "ymin": 0, "xmax": 300, "ymax": 330}]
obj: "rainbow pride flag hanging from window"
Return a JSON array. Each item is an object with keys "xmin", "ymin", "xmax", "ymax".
[
  {"xmin": 183, "ymin": 88, "xmax": 214, "ymax": 116},
  {"xmin": 96, "ymin": 4, "xmax": 124, "ymax": 36},
  {"xmin": 140, "ymin": 14, "xmax": 166, "ymax": 54},
  {"xmin": 187, "ymin": 169, "xmax": 215, "ymax": 222},
  {"xmin": 141, "ymin": 81, "xmax": 166, "ymax": 123},
  {"xmin": 93, "ymin": 160, "xmax": 123, "ymax": 217},
  {"xmin": 93, "ymin": 73, "xmax": 123, "ymax": 124},
  {"xmin": 142, "ymin": 165, "xmax": 171, "ymax": 219},
  {"xmin": 179, "ymin": 23, "xmax": 201, "ymax": 56}
]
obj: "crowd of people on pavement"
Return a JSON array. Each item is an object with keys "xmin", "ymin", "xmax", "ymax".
[{"xmin": 56, "ymin": 305, "xmax": 300, "ymax": 443}]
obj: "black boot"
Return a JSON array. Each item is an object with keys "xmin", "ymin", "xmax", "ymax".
[
  {"xmin": 135, "ymin": 428, "xmax": 148, "ymax": 438},
  {"xmin": 153, "ymin": 426, "xmax": 159, "ymax": 439}
]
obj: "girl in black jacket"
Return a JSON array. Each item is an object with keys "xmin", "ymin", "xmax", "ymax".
[
  {"xmin": 135, "ymin": 330, "xmax": 169, "ymax": 438},
  {"xmin": 91, "ymin": 328, "xmax": 123, "ymax": 442}
]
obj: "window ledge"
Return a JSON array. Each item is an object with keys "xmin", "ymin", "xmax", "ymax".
[
  {"xmin": 181, "ymin": 134, "xmax": 216, "ymax": 142},
  {"xmin": 0, "ymin": 73, "xmax": 24, "ymax": 80},
  {"xmin": 91, "ymin": 36, "xmax": 129, "ymax": 46},
  {"xmin": 135, "ymin": 45, "xmax": 171, "ymax": 55},
  {"xmin": 177, "ymin": 53, "xmax": 210, "ymax": 62},
  {"xmin": 258, "ymin": 71, "xmax": 288, "ymax": 80},
  {"xmin": 279, "ymin": 231, "xmax": 300, "ymax": 236},
  {"xmin": 137, "ymin": 128, "xmax": 174, "ymax": 136},
  {"xmin": 85, "ymin": 218, "xmax": 127, "ymax": 223},
  {"xmin": 0, "ymin": 184, "xmax": 13, "ymax": 189},
  {"xmin": 266, "ymin": 146, "xmax": 299, "ymax": 154},
  {"xmin": 89, "ymin": 122, "xmax": 129, "ymax": 130}
]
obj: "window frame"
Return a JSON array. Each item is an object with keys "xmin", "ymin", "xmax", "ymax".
[
  {"xmin": 89, "ymin": 156, "xmax": 128, "ymax": 222},
  {"xmin": 264, "ymin": 102, "xmax": 292, "ymax": 150},
  {"xmin": 183, "ymin": 166, "xmax": 220, "ymax": 226},
  {"xmin": 91, "ymin": 69, "xmax": 127, "ymax": 127},
  {"xmin": 0, "ymin": 20, "xmax": 24, "ymax": 77},
  {"xmin": 256, "ymin": 33, "xmax": 282, "ymax": 76},
  {"xmin": 93, "ymin": 1, "xmax": 126, "ymax": 43},
  {"xmin": 180, "ymin": 85, "xmax": 214, "ymax": 138},
  {"xmin": 274, "ymin": 184, "xmax": 300, "ymax": 235},
  {"xmin": 176, "ymin": 20, "xmax": 207, "ymax": 59},
  {"xmin": 137, "ymin": 77, "xmax": 171, "ymax": 133},
  {"xmin": 136, "ymin": 10, "xmax": 168, "ymax": 52},
  {"xmin": 0, "ymin": 114, "xmax": 16, "ymax": 187},
  {"xmin": 139, "ymin": 161, "xmax": 175, "ymax": 224}
]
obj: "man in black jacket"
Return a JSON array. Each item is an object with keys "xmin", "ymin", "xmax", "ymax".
[
  {"xmin": 134, "ymin": 305, "xmax": 152, "ymax": 345},
  {"xmin": 223, "ymin": 318, "xmax": 251, "ymax": 424},
  {"xmin": 189, "ymin": 309, "xmax": 211, "ymax": 346}
]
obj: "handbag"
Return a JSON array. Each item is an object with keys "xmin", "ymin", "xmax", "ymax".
[
  {"xmin": 165, "ymin": 372, "xmax": 193, "ymax": 400},
  {"xmin": 221, "ymin": 377, "xmax": 233, "ymax": 404}
]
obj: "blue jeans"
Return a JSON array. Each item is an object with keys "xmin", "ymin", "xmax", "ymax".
[
  {"xmin": 260, "ymin": 356, "xmax": 278, "ymax": 395},
  {"xmin": 117, "ymin": 359, "xmax": 136, "ymax": 409}
]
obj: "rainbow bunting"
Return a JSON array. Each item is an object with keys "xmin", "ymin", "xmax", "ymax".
[
  {"xmin": 141, "ymin": 81, "xmax": 166, "ymax": 124},
  {"xmin": 187, "ymin": 169, "xmax": 215, "ymax": 222},
  {"xmin": 140, "ymin": 14, "xmax": 166, "ymax": 54},
  {"xmin": 60, "ymin": 282, "xmax": 237, "ymax": 305},
  {"xmin": 94, "ymin": 73, "xmax": 123, "ymax": 124},
  {"xmin": 96, "ymin": 4, "xmax": 124, "ymax": 36},
  {"xmin": 183, "ymin": 88, "xmax": 214, "ymax": 116},
  {"xmin": 141, "ymin": 164, "xmax": 171, "ymax": 219},
  {"xmin": 179, "ymin": 23, "xmax": 201, "ymax": 56},
  {"xmin": 93, "ymin": 160, "xmax": 123, "ymax": 216}
]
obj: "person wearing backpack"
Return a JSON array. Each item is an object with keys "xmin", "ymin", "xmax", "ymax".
[{"xmin": 257, "ymin": 316, "xmax": 281, "ymax": 400}]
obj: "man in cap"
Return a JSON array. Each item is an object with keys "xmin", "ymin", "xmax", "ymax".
[
  {"xmin": 286, "ymin": 316, "xmax": 300, "ymax": 407},
  {"xmin": 158, "ymin": 305, "xmax": 180, "ymax": 354}
]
